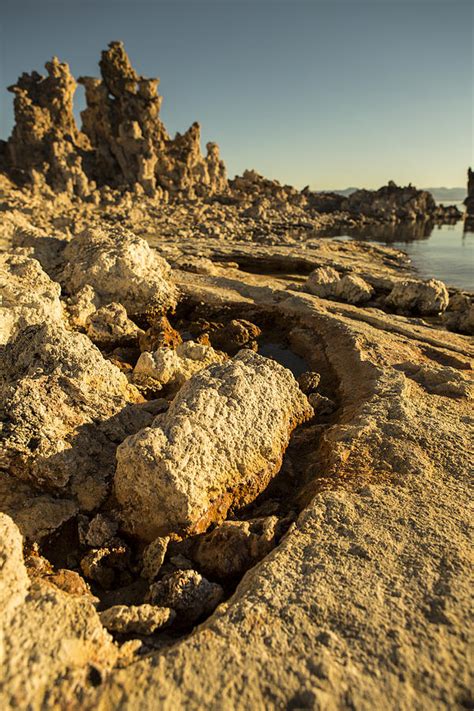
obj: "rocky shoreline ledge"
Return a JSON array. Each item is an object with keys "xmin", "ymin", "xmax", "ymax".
[{"xmin": 0, "ymin": 44, "xmax": 473, "ymax": 710}]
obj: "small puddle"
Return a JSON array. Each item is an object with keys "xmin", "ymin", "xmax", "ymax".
[{"xmin": 258, "ymin": 343, "xmax": 308, "ymax": 377}]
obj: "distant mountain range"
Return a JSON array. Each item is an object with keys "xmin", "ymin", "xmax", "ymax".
[{"xmin": 324, "ymin": 186, "xmax": 466, "ymax": 202}]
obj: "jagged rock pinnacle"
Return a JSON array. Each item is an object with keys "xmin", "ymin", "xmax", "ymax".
[{"xmin": 5, "ymin": 42, "xmax": 227, "ymax": 198}]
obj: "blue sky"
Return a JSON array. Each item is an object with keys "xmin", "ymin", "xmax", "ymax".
[{"xmin": 1, "ymin": 0, "xmax": 472, "ymax": 189}]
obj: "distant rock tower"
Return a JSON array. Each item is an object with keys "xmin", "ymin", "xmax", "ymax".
[
  {"xmin": 464, "ymin": 167, "xmax": 474, "ymax": 230},
  {"xmin": 4, "ymin": 41, "xmax": 227, "ymax": 198}
]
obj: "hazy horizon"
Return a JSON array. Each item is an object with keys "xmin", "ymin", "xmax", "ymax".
[{"xmin": 1, "ymin": 0, "xmax": 472, "ymax": 190}]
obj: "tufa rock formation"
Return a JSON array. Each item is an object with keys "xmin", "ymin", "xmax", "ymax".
[
  {"xmin": 5, "ymin": 42, "xmax": 227, "ymax": 198},
  {"xmin": 115, "ymin": 350, "xmax": 313, "ymax": 540},
  {"xmin": 464, "ymin": 167, "xmax": 474, "ymax": 229}
]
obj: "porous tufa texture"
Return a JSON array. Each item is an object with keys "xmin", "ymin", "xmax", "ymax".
[
  {"xmin": 60, "ymin": 227, "xmax": 179, "ymax": 316},
  {"xmin": 386, "ymin": 278, "xmax": 449, "ymax": 315},
  {"xmin": 0, "ymin": 321, "xmax": 146, "ymax": 508},
  {"xmin": 99, "ymin": 604, "xmax": 175, "ymax": 635},
  {"xmin": 305, "ymin": 267, "xmax": 373, "ymax": 305},
  {"xmin": 115, "ymin": 350, "xmax": 313, "ymax": 540},
  {"xmin": 133, "ymin": 340, "xmax": 227, "ymax": 391},
  {"xmin": 0, "ymin": 252, "xmax": 63, "ymax": 344}
]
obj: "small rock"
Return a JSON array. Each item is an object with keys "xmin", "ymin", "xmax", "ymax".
[
  {"xmin": 308, "ymin": 393, "xmax": 337, "ymax": 416},
  {"xmin": 141, "ymin": 536, "xmax": 170, "ymax": 581},
  {"xmin": 80, "ymin": 543, "xmax": 130, "ymax": 589},
  {"xmin": 133, "ymin": 340, "xmax": 227, "ymax": 392},
  {"xmin": 335, "ymin": 274, "xmax": 374, "ymax": 305},
  {"xmin": 99, "ymin": 604, "xmax": 175, "ymax": 635},
  {"xmin": 47, "ymin": 569, "xmax": 94, "ymax": 597},
  {"xmin": 192, "ymin": 517, "xmax": 280, "ymax": 579},
  {"xmin": 147, "ymin": 569, "xmax": 224, "ymax": 624},
  {"xmin": 443, "ymin": 293, "xmax": 474, "ymax": 335},
  {"xmin": 298, "ymin": 371, "xmax": 321, "ymax": 394},
  {"xmin": 86, "ymin": 302, "xmax": 142, "ymax": 346},
  {"xmin": 116, "ymin": 639, "xmax": 143, "ymax": 667},
  {"xmin": 305, "ymin": 267, "xmax": 340, "ymax": 298},
  {"xmin": 85, "ymin": 514, "xmax": 119, "ymax": 548},
  {"xmin": 208, "ymin": 319, "xmax": 262, "ymax": 355},
  {"xmin": 139, "ymin": 315, "xmax": 182, "ymax": 352}
]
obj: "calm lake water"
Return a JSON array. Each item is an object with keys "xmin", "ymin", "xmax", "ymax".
[{"xmin": 336, "ymin": 203, "xmax": 473, "ymax": 291}]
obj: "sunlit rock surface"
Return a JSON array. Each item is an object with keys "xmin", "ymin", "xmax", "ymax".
[{"xmin": 116, "ymin": 350, "xmax": 313, "ymax": 540}]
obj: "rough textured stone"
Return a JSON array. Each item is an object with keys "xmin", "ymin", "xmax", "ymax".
[
  {"xmin": 141, "ymin": 536, "xmax": 170, "ymax": 581},
  {"xmin": 86, "ymin": 302, "xmax": 142, "ymax": 346},
  {"xmin": 133, "ymin": 340, "xmax": 227, "ymax": 392},
  {"xmin": 334, "ymin": 273, "xmax": 374, "ymax": 304},
  {"xmin": 305, "ymin": 266, "xmax": 340, "ymax": 298},
  {"xmin": 297, "ymin": 371, "xmax": 321, "ymax": 394},
  {"xmin": 0, "ymin": 252, "xmax": 62, "ymax": 344},
  {"xmin": 0, "ymin": 474, "xmax": 78, "ymax": 541},
  {"xmin": 0, "ymin": 514, "xmax": 116, "ymax": 709},
  {"xmin": 60, "ymin": 227, "xmax": 179, "ymax": 316},
  {"xmin": 100, "ymin": 604, "xmax": 175, "ymax": 635},
  {"xmin": 443, "ymin": 293, "xmax": 474, "ymax": 335},
  {"xmin": 192, "ymin": 516, "xmax": 281, "ymax": 580},
  {"xmin": 4, "ymin": 43, "xmax": 227, "ymax": 199},
  {"xmin": 386, "ymin": 278, "xmax": 449, "ymax": 315},
  {"xmin": 305, "ymin": 268, "xmax": 373, "ymax": 305},
  {"xmin": 6, "ymin": 57, "xmax": 93, "ymax": 196},
  {"xmin": 85, "ymin": 514, "xmax": 119, "ymax": 548},
  {"xmin": 138, "ymin": 315, "xmax": 182, "ymax": 352},
  {"xmin": 0, "ymin": 321, "xmax": 146, "ymax": 508},
  {"xmin": 207, "ymin": 319, "xmax": 261, "ymax": 355},
  {"xmin": 116, "ymin": 350, "xmax": 313, "ymax": 540},
  {"xmin": 0, "ymin": 513, "xmax": 29, "ymax": 620},
  {"xmin": 342, "ymin": 181, "xmax": 437, "ymax": 221},
  {"xmin": 463, "ymin": 166, "xmax": 474, "ymax": 227},
  {"xmin": 147, "ymin": 570, "xmax": 224, "ymax": 624}
]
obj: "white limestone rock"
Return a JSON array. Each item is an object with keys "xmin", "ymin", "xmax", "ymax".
[
  {"xmin": 115, "ymin": 350, "xmax": 313, "ymax": 540},
  {"xmin": 386, "ymin": 278, "xmax": 449, "ymax": 315},
  {"xmin": 133, "ymin": 340, "xmax": 227, "ymax": 391},
  {"xmin": 0, "ymin": 253, "xmax": 63, "ymax": 344},
  {"xmin": 0, "ymin": 322, "xmax": 147, "ymax": 509},
  {"xmin": 0, "ymin": 514, "xmax": 117, "ymax": 708},
  {"xmin": 60, "ymin": 227, "xmax": 179, "ymax": 316}
]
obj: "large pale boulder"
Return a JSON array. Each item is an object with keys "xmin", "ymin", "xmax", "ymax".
[
  {"xmin": 0, "ymin": 514, "xmax": 29, "ymax": 621},
  {"xmin": 386, "ymin": 278, "xmax": 449, "ymax": 315},
  {"xmin": 0, "ymin": 515, "xmax": 117, "ymax": 709},
  {"xmin": 133, "ymin": 340, "xmax": 227, "ymax": 391},
  {"xmin": 1, "ymin": 322, "xmax": 148, "ymax": 509},
  {"xmin": 115, "ymin": 350, "xmax": 313, "ymax": 540},
  {"xmin": 60, "ymin": 228, "xmax": 179, "ymax": 315},
  {"xmin": 0, "ymin": 253, "xmax": 62, "ymax": 344}
]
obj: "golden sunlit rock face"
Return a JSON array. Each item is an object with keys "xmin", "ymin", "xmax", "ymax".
[{"xmin": 0, "ymin": 42, "xmax": 472, "ymax": 711}]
